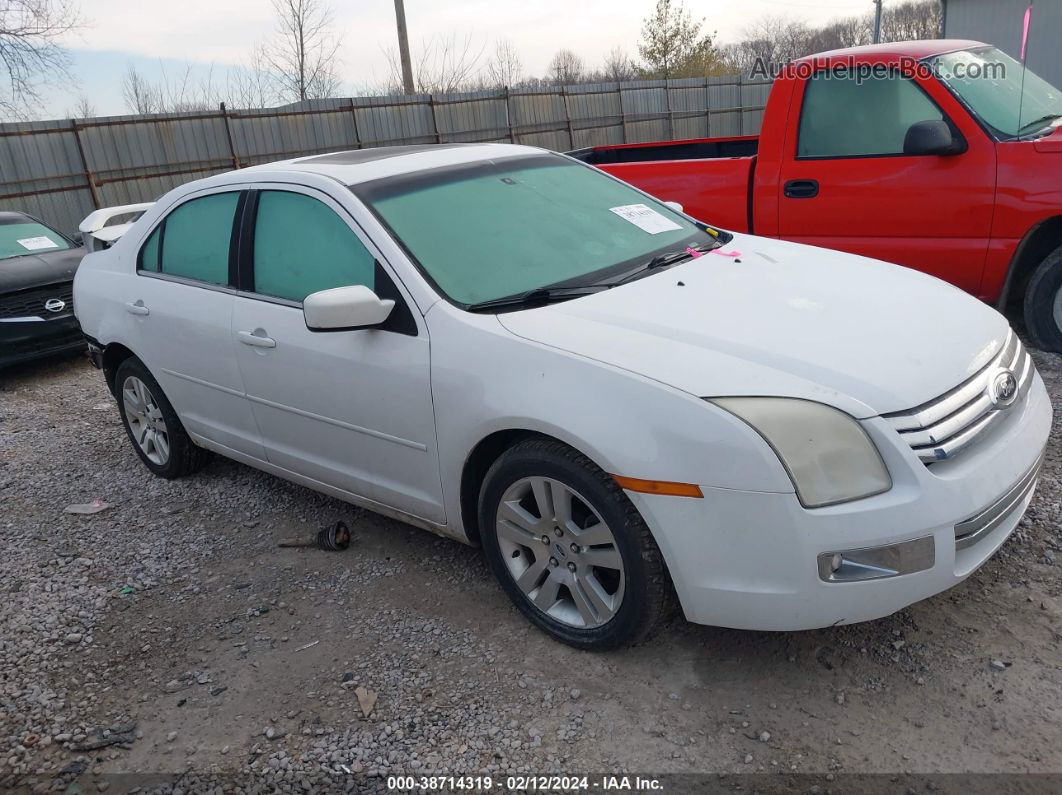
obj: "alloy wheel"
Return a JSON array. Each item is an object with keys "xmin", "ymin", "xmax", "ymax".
[
  {"xmin": 122, "ymin": 375, "xmax": 170, "ymax": 466},
  {"xmin": 495, "ymin": 476, "xmax": 625, "ymax": 629}
]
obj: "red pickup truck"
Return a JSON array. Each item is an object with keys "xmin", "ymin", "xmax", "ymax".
[{"xmin": 571, "ymin": 40, "xmax": 1062, "ymax": 352}]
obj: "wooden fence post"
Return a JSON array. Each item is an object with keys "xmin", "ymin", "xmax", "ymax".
[
  {"xmin": 504, "ymin": 87, "xmax": 514, "ymax": 142},
  {"xmin": 617, "ymin": 83, "xmax": 628, "ymax": 144},
  {"xmin": 665, "ymin": 80, "xmax": 674, "ymax": 141},
  {"xmin": 69, "ymin": 119, "xmax": 101, "ymax": 210},
  {"xmin": 348, "ymin": 98, "xmax": 362, "ymax": 149},
  {"xmin": 562, "ymin": 86, "xmax": 575, "ymax": 150},
  {"xmin": 429, "ymin": 95, "xmax": 442, "ymax": 143},
  {"xmin": 704, "ymin": 77, "xmax": 711, "ymax": 138},
  {"xmin": 219, "ymin": 103, "xmax": 241, "ymax": 169}
]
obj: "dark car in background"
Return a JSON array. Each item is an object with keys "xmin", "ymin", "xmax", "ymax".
[{"xmin": 0, "ymin": 211, "xmax": 85, "ymax": 368}]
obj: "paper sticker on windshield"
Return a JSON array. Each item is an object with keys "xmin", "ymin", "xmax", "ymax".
[
  {"xmin": 17, "ymin": 236, "xmax": 59, "ymax": 251},
  {"xmin": 609, "ymin": 204, "xmax": 682, "ymax": 234}
]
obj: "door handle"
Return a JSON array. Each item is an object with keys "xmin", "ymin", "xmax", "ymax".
[
  {"xmin": 783, "ymin": 179, "xmax": 820, "ymax": 199},
  {"xmin": 238, "ymin": 329, "xmax": 277, "ymax": 348},
  {"xmin": 125, "ymin": 300, "xmax": 150, "ymax": 316}
]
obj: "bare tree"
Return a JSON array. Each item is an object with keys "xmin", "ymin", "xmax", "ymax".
[
  {"xmin": 882, "ymin": 0, "xmax": 943, "ymax": 42},
  {"xmin": 548, "ymin": 49, "xmax": 584, "ymax": 85},
  {"xmin": 485, "ymin": 39, "xmax": 522, "ymax": 88},
  {"xmin": 0, "ymin": 0, "xmax": 82, "ymax": 119},
  {"xmin": 227, "ymin": 49, "xmax": 281, "ymax": 109},
  {"xmin": 261, "ymin": 0, "xmax": 343, "ymax": 103},
  {"xmin": 384, "ymin": 33, "xmax": 484, "ymax": 94},
  {"xmin": 602, "ymin": 47, "xmax": 637, "ymax": 83},
  {"xmin": 121, "ymin": 65, "xmax": 163, "ymax": 114},
  {"xmin": 69, "ymin": 94, "xmax": 94, "ymax": 118}
]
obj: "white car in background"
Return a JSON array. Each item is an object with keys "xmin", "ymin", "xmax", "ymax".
[{"xmin": 74, "ymin": 144, "xmax": 1051, "ymax": 649}]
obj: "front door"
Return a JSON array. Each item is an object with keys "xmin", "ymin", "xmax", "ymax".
[
  {"xmin": 231, "ymin": 186, "xmax": 444, "ymax": 524},
  {"xmin": 776, "ymin": 69, "xmax": 996, "ymax": 295}
]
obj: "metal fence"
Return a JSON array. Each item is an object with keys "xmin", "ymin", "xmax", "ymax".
[{"xmin": 0, "ymin": 75, "xmax": 771, "ymax": 236}]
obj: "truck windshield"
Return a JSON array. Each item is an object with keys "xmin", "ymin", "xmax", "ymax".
[
  {"xmin": 354, "ymin": 154, "xmax": 714, "ymax": 306},
  {"xmin": 0, "ymin": 220, "xmax": 70, "ymax": 261},
  {"xmin": 930, "ymin": 46, "xmax": 1062, "ymax": 140}
]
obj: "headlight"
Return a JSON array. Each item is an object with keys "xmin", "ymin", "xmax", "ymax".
[{"xmin": 709, "ymin": 397, "xmax": 891, "ymax": 508}]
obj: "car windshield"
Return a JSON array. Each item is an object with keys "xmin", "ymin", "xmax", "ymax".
[
  {"xmin": 354, "ymin": 154, "xmax": 714, "ymax": 306},
  {"xmin": 930, "ymin": 46, "xmax": 1062, "ymax": 139},
  {"xmin": 0, "ymin": 220, "xmax": 70, "ymax": 261}
]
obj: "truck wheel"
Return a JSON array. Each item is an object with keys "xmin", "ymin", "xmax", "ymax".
[
  {"xmin": 1023, "ymin": 243, "xmax": 1062, "ymax": 352},
  {"xmin": 114, "ymin": 357, "xmax": 210, "ymax": 479},
  {"xmin": 478, "ymin": 438, "xmax": 674, "ymax": 650}
]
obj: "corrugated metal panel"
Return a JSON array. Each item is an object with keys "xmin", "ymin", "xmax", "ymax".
[
  {"xmin": 0, "ymin": 77, "xmax": 773, "ymax": 233},
  {"xmin": 944, "ymin": 0, "xmax": 1062, "ymax": 87}
]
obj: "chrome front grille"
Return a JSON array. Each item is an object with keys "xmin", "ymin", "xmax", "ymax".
[
  {"xmin": 953, "ymin": 451, "xmax": 1043, "ymax": 550},
  {"xmin": 882, "ymin": 331, "xmax": 1034, "ymax": 464},
  {"xmin": 0, "ymin": 282, "xmax": 74, "ymax": 320}
]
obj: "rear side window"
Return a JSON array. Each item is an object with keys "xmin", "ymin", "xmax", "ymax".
[
  {"xmin": 798, "ymin": 72, "xmax": 944, "ymax": 158},
  {"xmin": 138, "ymin": 192, "xmax": 239, "ymax": 285},
  {"xmin": 252, "ymin": 190, "xmax": 375, "ymax": 302}
]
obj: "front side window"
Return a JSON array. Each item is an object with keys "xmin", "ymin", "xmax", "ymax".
[
  {"xmin": 931, "ymin": 47, "xmax": 1062, "ymax": 140},
  {"xmin": 356, "ymin": 155, "xmax": 714, "ymax": 306},
  {"xmin": 252, "ymin": 191, "xmax": 375, "ymax": 302},
  {"xmin": 0, "ymin": 219, "xmax": 70, "ymax": 261},
  {"xmin": 138, "ymin": 192, "xmax": 239, "ymax": 285},
  {"xmin": 798, "ymin": 71, "xmax": 944, "ymax": 158}
]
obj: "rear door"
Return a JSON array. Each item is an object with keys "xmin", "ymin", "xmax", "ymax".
[
  {"xmin": 231, "ymin": 185, "xmax": 444, "ymax": 523},
  {"xmin": 776, "ymin": 69, "xmax": 996, "ymax": 294},
  {"xmin": 128, "ymin": 187, "xmax": 263, "ymax": 458}
]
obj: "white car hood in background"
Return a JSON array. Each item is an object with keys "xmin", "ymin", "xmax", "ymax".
[{"xmin": 498, "ymin": 234, "xmax": 1009, "ymax": 417}]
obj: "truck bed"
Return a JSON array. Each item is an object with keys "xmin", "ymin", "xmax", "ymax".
[{"xmin": 569, "ymin": 136, "xmax": 757, "ymax": 232}]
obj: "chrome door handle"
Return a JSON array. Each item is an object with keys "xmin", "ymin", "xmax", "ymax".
[
  {"xmin": 238, "ymin": 330, "xmax": 277, "ymax": 348},
  {"xmin": 125, "ymin": 300, "xmax": 150, "ymax": 316}
]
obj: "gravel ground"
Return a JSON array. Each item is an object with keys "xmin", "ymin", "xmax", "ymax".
[{"xmin": 2, "ymin": 349, "xmax": 1061, "ymax": 794}]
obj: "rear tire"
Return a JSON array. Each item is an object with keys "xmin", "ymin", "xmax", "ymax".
[
  {"xmin": 1022, "ymin": 243, "xmax": 1062, "ymax": 352},
  {"xmin": 114, "ymin": 357, "xmax": 209, "ymax": 479},
  {"xmin": 478, "ymin": 438, "xmax": 673, "ymax": 650}
]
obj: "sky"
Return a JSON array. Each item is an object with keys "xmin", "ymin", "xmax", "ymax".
[{"xmin": 39, "ymin": 0, "xmax": 877, "ymax": 118}]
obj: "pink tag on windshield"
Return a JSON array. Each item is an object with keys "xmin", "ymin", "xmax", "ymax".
[{"xmin": 685, "ymin": 246, "xmax": 705, "ymax": 258}]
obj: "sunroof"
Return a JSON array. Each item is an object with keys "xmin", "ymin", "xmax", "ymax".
[{"xmin": 298, "ymin": 144, "xmax": 473, "ymax": 166}]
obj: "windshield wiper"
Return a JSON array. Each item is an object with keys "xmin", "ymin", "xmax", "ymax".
[
  {"xmin": 465, "ymin": 285, "xmax": 607, "ymax": 313},
  {"xmin": 606, "ymin": 242, "xmax": 719, "ymax": 287},
  {"xmin": 1017, "ymin": 113, "xmax": 1062, "ymax": 136}
]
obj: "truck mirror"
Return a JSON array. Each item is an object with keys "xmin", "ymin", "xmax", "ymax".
[{"xmin": 903, "ymin": 120, "xmax": 967, "ymax": 156}]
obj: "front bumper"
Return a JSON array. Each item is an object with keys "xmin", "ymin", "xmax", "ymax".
[
  {"xmin": 630, "ymin": 372, "xmax": 1053, "ymax": 631},
  {"xmin": 0, "ymin": 313, "xmax": 85, "ymax": 368}
]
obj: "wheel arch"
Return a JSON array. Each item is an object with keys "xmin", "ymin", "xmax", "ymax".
[
  {"xmin": 460, "ymin": 428, "xmax": 615, "ymax": 547},
  {"xmin": 101, "ymin": 342, "xmax": 139, "ymax": 395},
  {"xmin": 998, "ymin": 216, "xmax": 1062, "ymax": 313}
]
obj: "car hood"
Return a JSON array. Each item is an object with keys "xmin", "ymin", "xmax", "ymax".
[
  {"xmin": 497, "ymin": 234, "xmax": 1008, "ymax": 417},
  {"xmin": 0, "ymin": 248, "xmax": 84, "ymax": 293}
]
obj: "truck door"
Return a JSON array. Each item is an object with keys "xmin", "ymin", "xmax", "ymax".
[{"xmin": 776, "ymin": 69, "xmax": 995, "ymax": 296}]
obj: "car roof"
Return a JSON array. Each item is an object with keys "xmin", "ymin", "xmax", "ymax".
[
  {"xmin": 794, "ymin": 39, "xmax": 988, "ymax": 64},
  {"xmin": 238, "ymin": 142, "xmax": 547, "ymax": 186},
  {"xmin": 0, "ymin": 210, "xmax": 34, "ymax": 225}
]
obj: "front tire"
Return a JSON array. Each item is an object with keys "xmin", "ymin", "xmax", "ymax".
[
  {"xmin": 478, "ymin": 438, "xmax": 673, "ymax": 650},
  {"xmin": 114, "ymin": 357, "xmax": 209, "ymax": 479},
  {"xmin": 1022, "ymin": 243, "xmax": 1062, "ymax": 352}
]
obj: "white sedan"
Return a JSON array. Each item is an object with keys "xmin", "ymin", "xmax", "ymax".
[{"xmin": 74, "ymin": 144, "xmax": 1052, "ymax": 649}]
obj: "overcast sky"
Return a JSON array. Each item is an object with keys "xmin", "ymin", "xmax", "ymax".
[{"xmin": 42, "ymin": 0, "xmax": 877, "ymax": 118}]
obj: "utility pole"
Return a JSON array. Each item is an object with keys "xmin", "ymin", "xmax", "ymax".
[
  {"xmin": 393, "ymin": 0, "xmax": 415, "ymax": 95},
  {"xmin": 872, "ymin": 0, "xmax": 883, "ymax": 44}
]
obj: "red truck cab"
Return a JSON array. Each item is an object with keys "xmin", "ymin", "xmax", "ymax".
[{"xmin": 571, "ymin": 40, "xmax": 1062, "ymax": 352}]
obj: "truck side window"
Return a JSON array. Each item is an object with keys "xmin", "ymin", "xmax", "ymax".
[{"xmin": 798, "ymin": 72, "xmax": 944, "ymax": 159}]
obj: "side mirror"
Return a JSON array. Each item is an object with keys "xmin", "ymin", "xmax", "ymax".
[
  {"xmin": 304, "ymin": 285, "xmax": 394, "ymax": 332},
  {"xmin": 663, "ymin": 201, "xmax": 684, "ymax": 213},
  {"xmin": 903, "ymin": 120, "xmax": 966, "ymax": 156}
]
